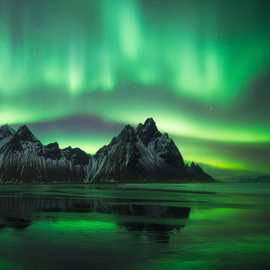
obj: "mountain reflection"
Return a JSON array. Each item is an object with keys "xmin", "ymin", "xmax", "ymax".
[{"xmin": 0, "ymin": 197, "xmax": 190, "ymax": 241}]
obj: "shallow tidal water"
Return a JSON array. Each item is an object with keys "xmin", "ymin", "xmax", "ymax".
[{"xmin": 0, "ymin": 183, "xmax": 269, "ymax": 270}]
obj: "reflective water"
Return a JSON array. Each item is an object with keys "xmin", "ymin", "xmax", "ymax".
[{"xmin": 0, "ymin": 183, "xmax": 269, "ymax": 270}]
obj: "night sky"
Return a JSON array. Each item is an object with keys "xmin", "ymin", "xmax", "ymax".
[{"xmin": 0, "ymin": 0, "xmax": 269, "ymax": 177}]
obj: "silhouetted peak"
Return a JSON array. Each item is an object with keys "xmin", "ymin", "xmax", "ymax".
[
  {"xmin": 117, "ymin": 125, "xmax": 137, "ymax": 142},
  {"xmin": 0, "ymin": 124, "xmax": 14, "ymax": 132},
  {"xmin": 45, "ymin": 142, "xmax": 59, "ymax": 148},
  {"xmin": 188, "ymin": 162, "xmax": 202, "ymax": 172},
  {"xmin": 140, "ymin": 118, "xmax": 158, "ymax": 132},
  {"xmin": 63, "ymin": 146, "xmax": 72, "ymax": 151},
  {"xmin": 63, "ymin": 147, "xmax": 90, "ymax": 165},
  {"xmin": 43, "ymin": 142, "xmax": 62, "ymax": 159},
  {"xmin": 15, "ymin": 125, "xmax": 37, "ymax": 142},
  {"xmin": 136, "ymin": 118, "xmax": 161, "ymax": 145},
  {"xmin": 144, "ymin": 117, "xmax": 156, "ymax": 127},
  {"xmin": 186, "ymin": 162, "xmax": 214, "ymax": 181},
  {"xmin": 190, "ymin": 162, "xmax": 197, "ymax": 168},
  {"xmin": 0, "ymin": 124, "xmax": 15, "ymax": 139},
  {"xmin": 63, "ymin": 146, "xmax": 86, "ymax": 155},
  {"xmin": 122, "ymin": 124, "xmax": 135, "ymax": 133}
]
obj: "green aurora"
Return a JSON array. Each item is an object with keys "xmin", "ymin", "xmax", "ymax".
[{"xmin": 0, "ymin": 0, "xmax": 270, "ymax": 176}]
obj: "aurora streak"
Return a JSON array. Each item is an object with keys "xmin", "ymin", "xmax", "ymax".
[{"xmin": 0, "ymin": 0, "xmax": 269, "ymax": 176}]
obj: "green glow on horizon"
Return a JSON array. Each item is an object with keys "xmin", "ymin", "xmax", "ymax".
[
  {"xmin": 41, "ymin": 132, "xmax": 113, "ymax": 154},
  {"xmin": 103, "ymin": 109, "xmax": 270, "ymax": 144}
]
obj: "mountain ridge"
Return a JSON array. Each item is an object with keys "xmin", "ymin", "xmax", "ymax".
[{"xmin": 0, "ymin": 119, "xmax": 213, "ymax": 183}]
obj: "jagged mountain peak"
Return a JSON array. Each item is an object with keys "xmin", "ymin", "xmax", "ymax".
[
  {"xmin": 107, "ymin": 118, "xmax": 162, "ymax": 147},
  {"xmin": 43, "ymin": 142, "xmax": 62, "ymax": 159},
  {"xmin": 121, "ymin": 124, "xmax": 135, "ymax": 134},
  {"xmin": 189, "ymin": 162, "xmax": 207, "ymax": 172},
  {"xmin": 136, "ymin": 118, "xmax": 161, "ymax": 145},
  {"xmin": 0, "ymin": 124, "xmax": 89, "ymax": 182},
  {"xmin": 0, "ymin": 124, "xmax": 16, "ymax": 139},
  {"xmin": 143, "ymin": 117, "xmax": 157, "ymax": 129},
  {"xmin": 62, "ymin": 146, "xmax": 90, "ymax": 165},
  {"xmin": 15, "ymin": 125, "xmax": 38, "ymax": 142},
  {"xmin": 45, "ymin": 142, "xmax": 60, "ymax": 149},
  {"xmin": 0, "ymin": 124, "xmax": 14, "ymax": 131},
  {"xmin": 190, "ymin": 162, "xmax": 199, "ymax": 168},
  {"xmin": 87, "ymin": 117, "xmax": 189, "ymax": 182},
  {"xmin": 63, "ymin": 146, "xmax": 85, "ymax": 154},
  {"xmin": 0, "ymin": 118, "xmax": 214, "ymax": 183},
  {"xmin": 117, "ymin": 125, "xmax": 137, "ymax": 142},
  {"xmin": 95, "ymin": 124, "xmax": 138, "ymax": 158},
  {"xmin": 186, "ymin": 162, "xmax": 214, "ymax": 181}
]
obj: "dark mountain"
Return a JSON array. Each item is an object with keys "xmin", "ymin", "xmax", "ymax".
[
  {"xmin": 0, "ymin": 119, "xmax": 213, "ymax": 183},
  {"xmin": 0, "ymin": 125, "xmax": 89, "ymax": 183},
  {"xmin": 86, "ymin": 118, "xmax": 212, "ymax": 183},
  {"xmin": 186, "ymin": 162, "xmax": 214, "ymax": 181},
  {"xmin": 0, "ymin": 124, "xmax": 15, "ymax": 140}
]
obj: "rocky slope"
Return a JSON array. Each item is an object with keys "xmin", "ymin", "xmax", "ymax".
[
  {"xmin": 0, "ymin": 118, "xmax": 213, "ymax": 183},
  {"xmin": 185, "ymin": 162, "xmax": 214, "ymax": 182},
  {"xmin": 86, "ymin": 118, "xmax": 213, "ymax": 183},
  {"xmin": 0, "ymin": 125, "xmax": 89, "ymax": 183}
]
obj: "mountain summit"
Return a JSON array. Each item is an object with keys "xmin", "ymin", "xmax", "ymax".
[
  {"xmin": 0, "ymin": 119, "xmax": 213, "ymax": 183},
  {"xmin": 86, "ymin": 118, "xmax": 212, "ymax": 183},
  {"xmin": 0, "ymin": 125, "xmax": 89, "ymax": 183},
  {"xmin": 15, "ymin": 125, "xmax": 38, "ymax": 142},
  {"xmin": 0, "ymin": 125, "xmax": 15, "ymax": 140}
]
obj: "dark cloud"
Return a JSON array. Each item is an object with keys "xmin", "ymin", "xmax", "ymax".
[{"xmin": 24, "ymin": 115, "xmax": 124, "ymax": 135}]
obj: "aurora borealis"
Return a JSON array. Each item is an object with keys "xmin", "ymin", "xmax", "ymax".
[{"xmin": 0, "ymin": 0, "xmax": 269, "ymax": 177}]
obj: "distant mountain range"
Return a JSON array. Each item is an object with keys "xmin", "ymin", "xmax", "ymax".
[{"xmin": 0, "ymin": 118, "xmax": 213, "ymax": 183}]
